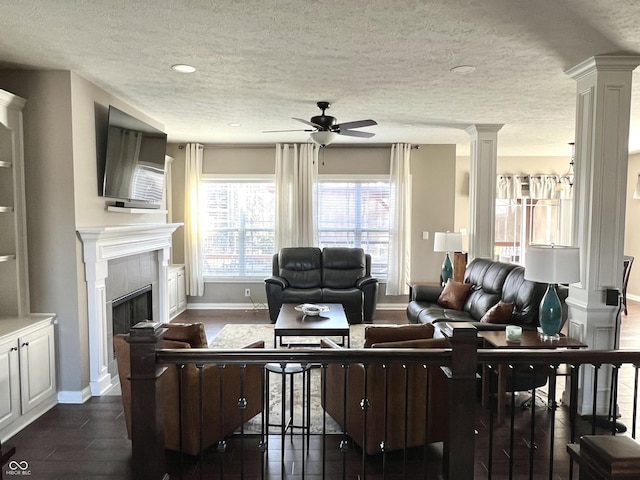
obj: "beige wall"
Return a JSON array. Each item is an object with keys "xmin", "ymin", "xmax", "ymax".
[
  {"xmin": 0, "ymin": 70, "xmax": 168, "ymax": 396},
  {"xmin": 169, "ymin": 144, "xmax": 457, "ymax": 306}
]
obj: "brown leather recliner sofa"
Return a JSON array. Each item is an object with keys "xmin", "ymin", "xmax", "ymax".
[
  {"xmin": 321, "ymin": 324, "xmax": 449, "ymax": 455},
  {"xmin": 114, "ymin": 322, "xmax": 264, "ymax": 456}
]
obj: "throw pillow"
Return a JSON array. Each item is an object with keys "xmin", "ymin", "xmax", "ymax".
[
  {"xmin": 436, "ymin": 279, "xmax": 473, "ymax": 311},
  {"xmin": 480, "ymin": 302, "xmax": 515, "ymax": 324}
]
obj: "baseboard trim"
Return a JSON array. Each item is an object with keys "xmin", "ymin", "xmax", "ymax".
[{"xmin": 57, "ymin": 386, "xmax": 92, "ymax": 404}]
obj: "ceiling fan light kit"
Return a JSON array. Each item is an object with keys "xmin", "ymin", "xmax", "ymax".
[
  {"xmin": 265, "ymin": 101, "xmax": 377, "ymax": 146},
  {"xmin": 310, "ymin": 130, "xmax": 339, "ymax": 146}
]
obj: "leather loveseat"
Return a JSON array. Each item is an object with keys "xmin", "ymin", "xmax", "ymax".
[
  {"xmin": 321, "ymin": 324, "xmax": 449, "ymax": 455},
  {"xmin": 407, "ymin": 257, "xmax": 563, "ymax": 331},
  {"xmin": 265, "ymin": 247, "xmax": 378, "ymax": 324},
  {"xmin": 114, "ymin": 322, "xmax": 264, "ymax": 456}
]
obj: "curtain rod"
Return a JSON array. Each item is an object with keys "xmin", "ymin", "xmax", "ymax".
[{"xmin": 175, "ymin": 143, "xmax": 420, "ymax": 150}]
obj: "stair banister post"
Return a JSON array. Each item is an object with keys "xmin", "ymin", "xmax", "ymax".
[
  {"xmin": 127, "ymin": 322, "xmax": 169, "ymax": 480},
  {"xmin": 441, "ymin": 322, "xmax": 478, "ymax": 480}
]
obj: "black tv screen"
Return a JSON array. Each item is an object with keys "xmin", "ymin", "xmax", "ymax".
[{"xmin": 102, "ymin": 106, "xmax": 168, "ymax": 207}]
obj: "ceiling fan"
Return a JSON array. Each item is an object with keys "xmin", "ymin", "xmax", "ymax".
[{"xmin": 263, "ymin": 101, "xmax": 377, "ymax": 146}]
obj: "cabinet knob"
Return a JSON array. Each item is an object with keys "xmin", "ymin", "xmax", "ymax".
[
  {"xmin": 21, "ymin": 342, "xmax": 29, "ymax": 347},
  {"xmin": 11, "ymin": 346, "xmax": 18, "ymax": 352}
]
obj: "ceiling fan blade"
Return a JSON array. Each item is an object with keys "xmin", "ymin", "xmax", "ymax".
[
  {"xmin": 293, "ymin": 117, "xmax": 323, "ymax": 128},
  {"xmin": 334, "ymin": 119, "xmax": 377, "ymax": 130},
  {"xmin": 262, "ymin": 128, "xmax": 313, "ymax": 133},
  {"xmin": 337, "ymin": 129, "xmax": 375, "ymax": 138}
]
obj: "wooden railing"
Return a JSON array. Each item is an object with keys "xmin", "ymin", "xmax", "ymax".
[{"xmin": 126, "ymin": 322, "xmax": 640, "ymax": 480}]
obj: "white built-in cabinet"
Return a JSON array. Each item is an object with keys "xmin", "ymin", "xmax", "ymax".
[
  {"xmin": 0, "ymin": 89, "xmax": 57, "ymax": 442},
  {"xmin": 168, "ymin": 264, "xmax": 186, "ymax": 320},
  {"xmin": 0, "ymin": 316, "xmax": 57, "ymax": 442},
  {"xmin": 0, "ymin": 90, "xmax": 29, "ymax": 316}
]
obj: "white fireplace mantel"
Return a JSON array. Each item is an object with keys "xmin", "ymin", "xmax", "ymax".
[{"xmin": 78, "ymin": 223, "xmax": 182, "ymax": 396}]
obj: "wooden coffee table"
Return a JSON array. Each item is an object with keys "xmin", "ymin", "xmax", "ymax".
[{"xmin": 274, "ymin": 303, "xmax": 350, "ymax": 348}]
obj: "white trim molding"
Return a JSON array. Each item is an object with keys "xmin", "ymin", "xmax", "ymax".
[{"xmin": 77, "ymin": 223, "xmax": 182, "ymax": 396}]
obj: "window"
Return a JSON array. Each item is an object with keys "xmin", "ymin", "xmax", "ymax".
[
  {"xmin": 495, "ymin": 198, "xmax": 559, "ymax": 264},
  {"xmin": 317, "ymin": 178, "xmax": 390, "ymax": 277},
  {"xmin": 201, "ymin": 179, "xmax": 276, "ymax": 278}
]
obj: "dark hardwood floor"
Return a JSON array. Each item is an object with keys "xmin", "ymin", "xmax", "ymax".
[{"xmin": 3, "ymin": 303, "xmax": 640, "ymax": 479}]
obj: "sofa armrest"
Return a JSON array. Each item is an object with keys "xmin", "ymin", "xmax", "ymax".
[
  {"xmin": 265, "ymin": 275, "xmax": 288, "ymax": 289},
  {"xmin": 355, "ymin": 275, "xmax": 378, "ymax": 289},
  {"xmin": 411, "ymin": 284, "xmax": 443, "ymax": 302}
]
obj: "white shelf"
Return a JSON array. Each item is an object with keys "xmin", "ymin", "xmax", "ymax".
[
  {"xmin": 0, "ymin": 161, "xmax": 11, "ymax": 168},
  {"xmin": 107, "ymin": 206, "xmax": 168, "ymax": 214},
  {"xmin": 0, "ymin": 254, "xmax": 15, "ymax": 263},
  {"xmin": 0, "ymin": 206, "xmax": 14, "ymax": 213}
]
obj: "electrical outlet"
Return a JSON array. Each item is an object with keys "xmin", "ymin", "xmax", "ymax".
[{"xmin": 244, "ymin": 288, "xmax": 251, "ymax": 297}]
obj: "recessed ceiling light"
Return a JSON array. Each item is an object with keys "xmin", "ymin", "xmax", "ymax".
[
  {"xmin": 450, "ymin": 65, "xmax": 476, "ymax": 74},
  {"xmin": 228, "ymin": 123, "xmax": 242, "ymax": 127},
  {"xmin": 171, "ymin": 64, "xmax": 196, "ymax": 73}
]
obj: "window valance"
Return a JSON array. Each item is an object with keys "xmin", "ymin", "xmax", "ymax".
[{"xmin": 496, "ymin": 174, "xmax": 573, "ymax": 200}]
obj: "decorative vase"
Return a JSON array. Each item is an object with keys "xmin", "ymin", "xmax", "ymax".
[
  {"xmin": 441, "ymin": 252, "xmax": 453, "ymax": 286},
  {"xmin": 539, "ymin": 283, "xmax": 562, "ymax": 340}
]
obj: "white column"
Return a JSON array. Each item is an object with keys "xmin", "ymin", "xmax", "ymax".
[
  {"xmin": 565, "ymin": 55, "xmax": 640, "ymax": 415},
  {"xmin": 157, "ymin": 246, "xmax": 171, "ymax": 323},
  {"xmin": 83, "ymin": 256, "xmax": 112, "ymax": 396},
  {"xmin": 466, "ymin": 124, "xmax": 503, "ymax": 260}
]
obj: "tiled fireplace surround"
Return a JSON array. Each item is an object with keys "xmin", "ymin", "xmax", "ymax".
[{"xmin": 78, "ymin": 223, "xmax": 181, "ymax": 396}]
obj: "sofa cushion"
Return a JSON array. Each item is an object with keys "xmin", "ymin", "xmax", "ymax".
[
  {"xmin": 462, "ymin": 258, "xmax": 518, "ymax": 319},
  {"xmin": 322, "ymin": 247, "xmax": 366, "ymax": 288},
  {"xmin": 500, "ymin": 267, "xmax": 547, "ymax": 328},
  {"xmin": 279, "ymin": 247, "xmax": 322, "ymax": 288},
  {"xmin": 480, "ymin": 302, "xmax": 515, "ymax": 324},
  {"xmin": 364, "ymin": 323, "xmax": 435, "ymax": 347},
  {"xmin": 437, "ymin": 279, "xmax": 473, "ymax": 310}
]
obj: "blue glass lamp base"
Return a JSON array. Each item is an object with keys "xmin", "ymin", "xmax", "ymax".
[
  {"xmin": 539, "ymin": 283, "xmax": 562, "ymax": 340},
  {"xmin": 441, "ymin": 252, "xmax": 453, "ymax": 287}
]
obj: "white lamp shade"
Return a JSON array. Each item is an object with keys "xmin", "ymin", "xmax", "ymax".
[
  {"xmin": 524, "ymin": 245, "xmax": 580, "ymax": 284},
  {"xmin": 433, "ymin": 231, "xmax": 463, "ymax": 252},
  {"xmin": 310, "ymin": 131, "xmax": 338, "ymax": 146}
]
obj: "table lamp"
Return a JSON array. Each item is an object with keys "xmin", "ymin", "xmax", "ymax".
[
  {"xmin": 433, "ymin": 231, "xmax": 463, "ymax": 286},
  {"xmin": 524, "ymin": 245, "xmax": 580, "ymax": 340}
]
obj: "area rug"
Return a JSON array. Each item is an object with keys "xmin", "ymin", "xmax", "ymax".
[{"xmin": 210, "ymin": 323, "xmax": 367, "ymax": 434}]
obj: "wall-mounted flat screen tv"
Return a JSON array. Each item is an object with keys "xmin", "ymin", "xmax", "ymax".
[{"xmin": 101, "ymin": 106, "xmax": 168, "ymax": 208}]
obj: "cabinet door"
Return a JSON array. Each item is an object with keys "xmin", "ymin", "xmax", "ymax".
[
  {"xmin": 177, "ymin": 268, "xmax": 186, "ymax": 312},
  {"xmin": 0, "ymin": 337, "xmax": 20, "ymax": 430},
  {"xmin": 168, "ymin": 270, "xmax": 178, "ymax": 318},
  {"xmin": 19, "ymin": 324, "xmax": 56, "ymax": 414}
]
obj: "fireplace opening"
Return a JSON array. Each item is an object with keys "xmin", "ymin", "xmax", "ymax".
[{"xmin": 112, "ymin": 284, "xmax": 153, "ymax": 337}]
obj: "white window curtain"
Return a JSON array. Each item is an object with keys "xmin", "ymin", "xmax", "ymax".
[
  {"xmin": 184, "ymin": 143, "xmax": 204, "ymax": 296},
  {"xmin": 275, "ymin": 143, "xmax": 319, "ymax": 250},
  {"xmin": 386, "ymin": 143, "xmax": 412, "ymax": 295},
  {"xmin": 496, "ymin": 174, "xmax": 525, "ymax": 199},
  {"xmin": 529, "ymin": 174, "xmax": 559, "ymax": 199}
]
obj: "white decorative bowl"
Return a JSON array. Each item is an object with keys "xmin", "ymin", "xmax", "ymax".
[{"xmin": 295, "ymin": 304, "xmax": 329, "ymax": 316}]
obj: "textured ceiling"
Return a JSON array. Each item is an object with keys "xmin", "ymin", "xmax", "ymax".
[{"xmin": 2, "ymin": 0, "xmax": 640, "ymax": 155}]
